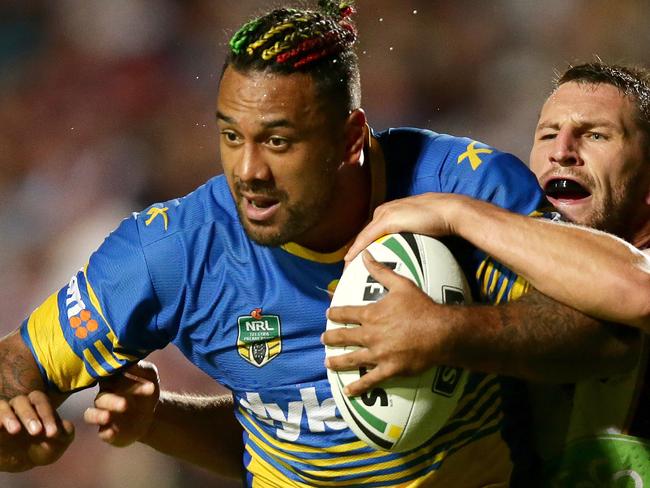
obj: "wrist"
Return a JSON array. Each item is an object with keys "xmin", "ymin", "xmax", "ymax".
[
  {"xmin": 449, "ymin": 197, "xmax": 494, "ymax": 249},
  {"xmin": 443, "ymin": 194, "xmax": 471, "ymax": 237},
  {"xmin": 138, "ymin": 394, "xmax": 163, "ymax": 447}
]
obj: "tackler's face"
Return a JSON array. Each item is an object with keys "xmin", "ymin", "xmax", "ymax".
[
  {"xmin": 529, "ymin": 81, "xmax": 650, "ymax": 236},
  {"xmin": 217, "ymin": 66, "xmax": 347, "ymax": 247}
]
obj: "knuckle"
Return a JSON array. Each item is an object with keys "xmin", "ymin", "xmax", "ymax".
[
  {"xmin": 9, "ymin": 396, "xmax": 27, "ymax": 408},
  {"xmin": 358, "ymin": 306, "xmax": 371, "ymax": 323},
  {"xmin": 27, "ymin": 391, "xmax": 42, "ymax": 401}
]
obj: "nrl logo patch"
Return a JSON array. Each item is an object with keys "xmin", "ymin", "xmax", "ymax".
[{"xmin": 237, "ymin": 308, "xmax": 282, "ymax": 367}]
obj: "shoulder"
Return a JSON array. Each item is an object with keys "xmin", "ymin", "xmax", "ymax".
[
  {"xmin": 134, "ymin": 175, "xmax": 237, "ymax": 247},
  {"xmin": 376, "ymin": 126, "xmax": 545, "ymax": 214},
  {"xmin": 375, "ymin": 127, "xmax": 524, "ymax": 170}
]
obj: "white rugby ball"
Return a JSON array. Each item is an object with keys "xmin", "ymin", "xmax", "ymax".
[{"xmin": 326, "ymin": 233, "xmax": 471, "ymax": 452}]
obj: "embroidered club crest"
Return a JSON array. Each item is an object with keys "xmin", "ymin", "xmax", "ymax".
[{"xmin": 237, "ymin": 309, "xmax": 282, "ymax": 367}]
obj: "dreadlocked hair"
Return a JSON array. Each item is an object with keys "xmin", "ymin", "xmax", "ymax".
[
  {"xmin": 557, "ymin": 62, "xmax": 650, "ymax": 150},
  {"xmin": 225, "ymin": 1, "xmax": 360, "ymax": 115}
]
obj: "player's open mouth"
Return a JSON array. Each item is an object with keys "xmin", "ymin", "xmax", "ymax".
[
  {"xmin": 243, "ymin": 195, "xmax": 281, "ymax": 221},
  {"xmin": 544, "ymin": 178, "xmax": 591, "ymax": 203}
]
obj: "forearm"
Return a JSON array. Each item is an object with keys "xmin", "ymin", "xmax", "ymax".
[
  {"xmin": 0, "ymin": 330, "xmax": 75, "ymax": 472},
  {"xmin": 0, "ymin": 330, "xmax": 47, "ymax": 401},
  {"xmin": 442, "ymin": 290, "xmax": 640, "ymax": 382},
  {"xmin": 140, "ymin": 391, "xmax": 243, "ymax": 479},
  {"xmin": 449, "ymin": 197, "xmax": 650, "ymax": 331}
]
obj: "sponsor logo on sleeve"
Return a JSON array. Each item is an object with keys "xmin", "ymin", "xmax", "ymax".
[
  {"xmin": 66, "ymin": 274, "xmax": 99, "ymax": 339},
  {"xmin": 457, "ymin": 141, "xmax": 493, "ymax": 170},
  {"xmin": 145, "ymin": 206, "xmax": 169, "ymax": 231}
]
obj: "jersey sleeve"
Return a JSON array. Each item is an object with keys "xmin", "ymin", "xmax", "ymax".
[
  {"xmin": 438, "ymin": 138, "xmax": 549, "ymax": 216},
  {"xmin": 20, "ymin": 215, "xmax": 168, "ymax": 393},
  {"xmin": 437, "ymin": 138, "xmax": 551, "ymax": 304}
]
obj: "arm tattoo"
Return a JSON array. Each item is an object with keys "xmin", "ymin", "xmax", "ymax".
[
  {"xmin": 496, "ymin": 289, "xmax": 640, "ymax": 379},
  {"xmin": 0, "ymin": 344, "xmax": 43, "ymax": 401},
  {"xmin": 501, "ymin": 289, "xmax": 590, "ymax": 344}
]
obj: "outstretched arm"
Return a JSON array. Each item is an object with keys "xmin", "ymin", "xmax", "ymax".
[
  {"xmin": 84, "ymin": 362, "xmax": 243, "ymax": 480},
  {"xmin": 345, "ymin": 193, "xmax": 650, "ymax": 332},
  {"xmin": 141, "ymin": 392, "xmax": 243, "ymax": 479},
  {"xmin": 324, "ymin": 252, "xmax": 639, "ymax": 396}
]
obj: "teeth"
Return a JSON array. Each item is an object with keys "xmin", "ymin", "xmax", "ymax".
[{"xmin": 250, "ymin": 199, "xmax": 273, "ymax": 209}]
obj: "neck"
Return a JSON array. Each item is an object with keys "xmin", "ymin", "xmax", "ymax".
[{"xmin": 296, "ymin": 159, "xmax": 371, "ymax": 253}]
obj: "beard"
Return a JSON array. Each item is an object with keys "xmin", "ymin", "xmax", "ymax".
[
  {"xmin": 585, "ymin": 180, "xmax": 641, "ymax": 241},
  {"xmin": 233, "ymin": 172, "xmax": 337, "ymax": 248}
]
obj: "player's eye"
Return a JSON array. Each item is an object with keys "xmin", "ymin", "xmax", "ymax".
[
  {"xmin": 221, "ymin": 130, "xmax": 242, "ymax": 145},
  {"xmin": 538, "ymin": 132, "xmax": 557, "ymax": 141},
  {"xmin": 266, "ymin": 136, "xmax": 290, "ymax": 150},
  {"xmin": 586, "ymin": 132, "xmax": 605, "ymax": 141}
]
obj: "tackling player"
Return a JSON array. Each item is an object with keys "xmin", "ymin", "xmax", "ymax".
[
  {"xmin": 0, "ymin": 4, "xmax": 637, "ymax": 486},
  {"xmin": 327, "ymin": 62, "xmax": 650, "ymax": 484}
]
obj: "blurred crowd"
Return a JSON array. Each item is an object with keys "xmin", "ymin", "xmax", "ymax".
[{"xmin": 1, "ymin": 0, "xmax": 649, "ymax": 486}]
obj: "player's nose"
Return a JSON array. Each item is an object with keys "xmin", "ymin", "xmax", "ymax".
[
  {"xmin": 549, "ymin": 128, "xmax": 582, "ymax": 167},
  {"xmin": 239, "ymin": 143, "xmax": 272, "ymax": 182}
]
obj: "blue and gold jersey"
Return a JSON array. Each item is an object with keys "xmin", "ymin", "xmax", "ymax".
[{"xmin": 22, "ymin": 127, "xmax": 546, "ymax": 487}]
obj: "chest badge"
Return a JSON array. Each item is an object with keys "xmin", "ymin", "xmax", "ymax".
[{"xmin": 237, "ymin": 308, "xmax": 282, "ymax": 367}]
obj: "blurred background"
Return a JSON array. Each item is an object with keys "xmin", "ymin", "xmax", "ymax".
[{"xmin": 1, "ymin": 0, "xmax": 649, "ymax": 486}]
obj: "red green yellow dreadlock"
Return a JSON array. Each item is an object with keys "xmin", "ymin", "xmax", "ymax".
[
  {"xmin": 224, "ymin": 1, "xmax": 362, "ymax": 115},
  {"xmin": 228, "ymin": 1, "xmax": 357, "ymax": 70}
]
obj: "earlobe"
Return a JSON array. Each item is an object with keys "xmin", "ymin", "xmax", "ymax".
[{"xmin": 344, "ymin": 109, "xmax": 367, "ymax": 166}]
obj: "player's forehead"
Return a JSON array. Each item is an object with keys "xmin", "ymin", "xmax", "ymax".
[
  {"xmin": 537, "ymin": 81, "xmax": 637, "ymax": 130},
  {"xmin": 217, "ymin": 66, "xmax": 327, "ymax": 127}
]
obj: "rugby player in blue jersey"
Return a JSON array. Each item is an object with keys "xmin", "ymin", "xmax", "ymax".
[{"xmin": 0, "ymin": 3, "xmax": 639, "ymax": 486}]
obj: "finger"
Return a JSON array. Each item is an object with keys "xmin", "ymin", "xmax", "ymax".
[
  {"xmin": 128, "ymin": 380, "xmax": 156, "ymax": 397},
  {"xmin": 97, "ymin": 425, "xmax": 117, "ymax": 444},
  {"xmin": 84, "ymin": 407, "xmax": 111, "ymax": 426},
  {"xmin": 122, "ymin": 360, "xmax": 159, "ymax": 384},
  {"xmin": 99, "ymin": 377, "xmax": 147, "ymax": 400},
  {"xmin": 0, "ymin": 400, "xmax": 22, "ymax": 434},
  {"xmin": 344, "ymin": 366, "xmax": 390, "ymax": 397},
  {"xmin": 362, "ymin": 251, "xmax": 412, "ymax": 290},
  {"xmin": 326, "ymin": 304, "xmax": 366, "ymax": 325},
  {"xmin": 321, "ymin": 326, "xmax": 365, "ymax": 348},
  {"xmin": 100, "ymin": 364, "xmax": 158, "ymax": 397},
  {"xmin": 325, "ymin": 348, "xmax": 374, "ymax": 371},
  {"xmin": 344, "ymin": 220, "xmax": 389, "ymax": 264},
  {"xmin": 29, "ymin": 391, "xmax": 60, "ymax": 438},
  {"xmin": 344, "ymin": 200, "xmax": 407, "ymax": 263},
  {"xmin": 9, "ymin": 396, "xmax": 43, "ymax": 436},
  {"xmin": 93, "ymin": 393, "xmax": 127, "ymax": 413}
]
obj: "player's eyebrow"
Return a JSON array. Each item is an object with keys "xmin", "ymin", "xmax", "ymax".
[
  {"xmin": 216, "ymin": 111, "xmax": 232, "ymax": 124},
  {"xmin": 535, "ymin": 121, "xmax": 559, "ymax": 132},
  {"xmin": 216, "ymin": 111, "xmax": 295, "ymax": 129},
  {"xmin": 535, "ymin": 119, "xmax": 621, "ymax": 132}
]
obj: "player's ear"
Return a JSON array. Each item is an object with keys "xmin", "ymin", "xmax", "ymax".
[{"xmin": 343, "ymin": 109, "xmax": 367, "ymax": 166}]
